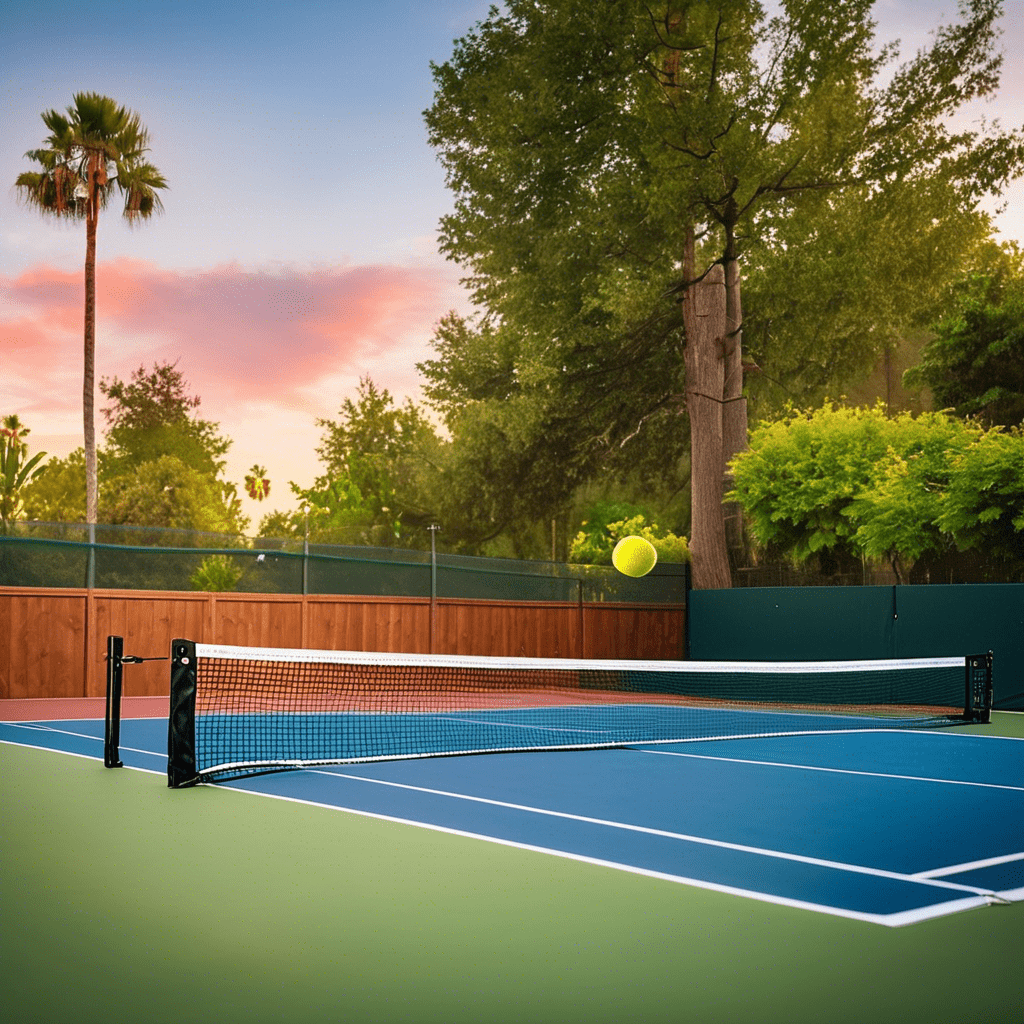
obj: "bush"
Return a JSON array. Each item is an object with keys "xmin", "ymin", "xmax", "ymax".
[
  {"xmin": 569, "ymin": 514, "xmax": 689, "ymax": 566},
  {"xmin": 190, "ymin": 554, "xmax": 244, "ymax": 592},
  {"xmin": 728, "ymin": 402, "xmax": 1024, "ymax": 576}
]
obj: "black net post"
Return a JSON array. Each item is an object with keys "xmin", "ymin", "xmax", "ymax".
[
  {"xmin": 965, "ymin": 651, "xmax": 994, "ymax": 724},
  {"xmin": 104, "ymin": 635, "xmax": 124, "ymax": 768},
  {"xmin": 168, "ymin": 639, "xmax": 199, "ymax": 788}
]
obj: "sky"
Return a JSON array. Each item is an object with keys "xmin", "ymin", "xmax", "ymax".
[{"xmin": 2, "ymin": 0, "xmax": 1023, "ymax": 526}]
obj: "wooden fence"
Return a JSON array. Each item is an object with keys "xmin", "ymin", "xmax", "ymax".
[{"xmin": 0, "ymin": 586, "xmax": 687, "ymax": 699}]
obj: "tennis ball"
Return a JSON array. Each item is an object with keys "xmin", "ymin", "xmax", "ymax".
[{"xmin": 611, "ymin": 536, "xmax": 657, "ymax": 578}]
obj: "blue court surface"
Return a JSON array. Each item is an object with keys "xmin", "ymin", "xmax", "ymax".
[{"xmin": 3, "ymin": 716, "xmax": 1022, "ymax": 927}]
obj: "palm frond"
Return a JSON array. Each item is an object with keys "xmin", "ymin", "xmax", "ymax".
[
  {"xmin": 119, "ymin": 161, "xmax": 169, "ymax": 220},
  {"xmin": 15, "ymin": 92, "xmax": 168, "ymax": 223}
]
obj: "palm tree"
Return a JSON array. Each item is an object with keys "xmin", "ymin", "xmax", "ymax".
[
  {"xmin": 15, "ymin": 93, "xmax": 168, "ymax": 524},
  {"xmin": 0, "ymin": 415, "xmax": 48, "ymax": 534}
]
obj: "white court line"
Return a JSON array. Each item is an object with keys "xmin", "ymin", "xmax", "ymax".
[
  {"xmin": 217, "ymin": 780, "xmax": 990, "ymax": 929},
  {"xmin": 0, "ymin": 736, "xmax": 1001, "ymax": 927},
  {"xmin": 901, "ymin": 726, "xmax": 1024, "ymax": 741},
  {"xmin": 308, "ymin": 768, "xmax": 1000, "ymax": 899},
  {"xmin": 0, "ymin": 737, "xmax": 165, "ymax": 775},
  {"xmin": 1, "ymin": 721, "xmax": 164, "ymax": 760},
  {"xmin": 636, "ymin": 747, "xmax": 1024, "ymax": 791},
  {"xmin": 914, "ymin": 850, "xmax": 1024, "ymax": 879}
]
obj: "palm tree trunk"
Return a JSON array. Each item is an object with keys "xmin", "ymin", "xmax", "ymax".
[{"xmin": 84, "ymin": 204, "xmax": 98, "ymax": 525}]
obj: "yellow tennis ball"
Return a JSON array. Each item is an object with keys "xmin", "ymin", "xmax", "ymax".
[{"xmin": 611, "ymin": 536, "xmax": 657, "ymax": 578}]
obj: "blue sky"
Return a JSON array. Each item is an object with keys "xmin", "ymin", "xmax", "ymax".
[
  {"xmin": 2, "ymin": 0, "xmax": 1022, "ymax": 524},
  {"xmin": 2, "ymin": 0, "xmax": 488, "ymax": 270}
]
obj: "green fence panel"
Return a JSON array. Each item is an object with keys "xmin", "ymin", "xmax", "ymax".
[
  {"xmin": 893, "ymin": 585, "xmax": 1024, "ymax": 711},
  {"xmin": 689, "ymin": 584, "xmax": 1023, "ymax": 710},
  {"xmin": 688, "ymin": 586, "xmax": 897, "ymax": 663},
  {"xmin": 0, "ymin": 538, "xmax": 90, "ymax": 588},
  {"xmin": 307, "ymin": 553, "xmax": 431, "ymax": 597}
]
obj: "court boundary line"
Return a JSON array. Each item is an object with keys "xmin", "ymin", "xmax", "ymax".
[
  {"xmin": 1, "ymin": 721, "xmax": 165, "ymax": 761},
  {"xmin": 0, "ymin": 736, "xmax": 1003, "ymax": 927},
  {"xmin": 914, "ymin": 850, "xmax": 1024, "ymax": 879},
  {"xmin": 0, "ymin": 737, "xmax": 165, "ymax": 775},
  {"xmin": 307, "ymin": 768, "xmax": 1003, "ymax": 900},
  {"xmin": 634, "ymin": 747, "xmax": 1024, "ymax": 791},
  {"xmin": 213, "ymin": 781, "xmax": 991, "ymax": 928}
]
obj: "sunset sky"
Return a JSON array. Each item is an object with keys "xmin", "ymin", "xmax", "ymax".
[{"xmin": 3, "ymin": 0, "xmax": 1022, "ymax": 525}]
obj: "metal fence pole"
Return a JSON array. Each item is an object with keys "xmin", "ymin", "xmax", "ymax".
[
  {"xmin": 429, "ymin": 524, "xmax": 439, "ymax": 654},
  {"xmin": 302, "ymin": 513, "xmax": 309, "ymax": 596},
  {"xmin": 86, "ymin": 521, "xmax": 96, "ymax": 589}
]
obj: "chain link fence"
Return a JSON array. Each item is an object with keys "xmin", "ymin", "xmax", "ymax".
[
  {"xmin": 733, "ymin": 550, "xmax": 1023, "ymax": 587},
  {"xmin": 0, "ymin": 521, "xmax": 690, "ymax": 603}
]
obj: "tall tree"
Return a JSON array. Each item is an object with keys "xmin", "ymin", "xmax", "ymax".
[
  {"xmin": 15, "ymin": 92, "xmax": 168, "ymax": 525},
  {"xmin": 903, "ymin": 248, "xmax": 1024, "ymax": 427},
  {"xmin": 100, "ymin": 361, "xmax": 229, "ymax": 479},
  {"xmin": 257, "ymin": 378, "xmax": 446, "ymax": 549},
  {"xmin": 424, "ymin": 0, "xmax": 1023, "ymax": 586},
  {"xmin": 99, "ymin": 361, "xmax": 244, "ymax": 532},
  {"xmin": 23, "ymin": 362, "xmax": 245, "ymax": 533},
  {"xmin": 314, "ymin": 377, "xmax": 445, "ymax": 546}
]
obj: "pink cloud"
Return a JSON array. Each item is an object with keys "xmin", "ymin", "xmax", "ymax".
[{"xmin": 1, "ymin": 258, "xmax": 463, "ymax": 420}]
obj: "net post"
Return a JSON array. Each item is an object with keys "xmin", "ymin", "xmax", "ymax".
[
  {"xmin": 965, "ymin": 651, "xmax": 994, "ymax": 724},
  {"xmin": 168, "ymin": 638, "xmax": 199, "ymax": 788},
  {"xmin": 104, "ymin": 635, "xmax": 124, "ymax": 768}
]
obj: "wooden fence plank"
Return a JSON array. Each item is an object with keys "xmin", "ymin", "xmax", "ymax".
[
  {"xmin": 1, "ymin": 589, "xmax": 86, "ymax": 698},
  {"xmin": 0, "ymin": 586, "xmax": 686, "ymax": 699}
]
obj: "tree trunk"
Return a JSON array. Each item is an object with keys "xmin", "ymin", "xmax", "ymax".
[
  {"xmin": 721, "ymin": 251, "xmax": 748, "ymax": 566},
  {"xmin": 84, "ymin": 202, "xmax": 98, "ymax": 525},
  {"xmin": 682, "ymin": 254, "xmax": 732, "ymax": 590}
]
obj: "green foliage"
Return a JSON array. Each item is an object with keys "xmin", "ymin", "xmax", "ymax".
[
  {"xmin": 571, "ymin": 502, "xmax": 650, "ymax": 553},
  {"xmin": 0, "ymin": 416, "xmax": 48, "ymax": 532},
  {"xmin": 15, "ymin": 92, "xmax": 167, "ymax": 224},
  {"xmin": 26, "ymin": 446, "xmax": 246, "ymax": 534},
  {"xmin": 101, "ymin": 455, "xmax": 245, "ymax": 534},
  {"xmin": 190, "ymin": 554, "xmax": 244, "ymax": 593},
  {"xmin": 22, "ymin": 363, "xmax": 247, "ymax": 534},
  {"xmin": 728, "ymin": 404, "xmax": 897, "ymax": 561},
  {"xmin": 741, "ymin": 182, "xmax": 996, "ymax": 415},
  {"xmin": 22, "ymin": 450, "xmax": 86, "ymax": 523},
  {"xmin": 903, "ymin": 249, "xmax": 1024, "ymax": 426},
  {"xmin": 728, "ymin": 403, "xmax": 1023, "ymax": 574},
  {"xmin": 417, "ymin": 0, "xmax": 1024, "ymax": 564},
  {"xmin": 847, "ymin": 418, "xmax": 984, "ymax": 564},
  {"xmin": 289, "ymin": 475, "xmax": 386, "ymax": 546},
  {"xmin": 569, "ymin": 514, "xmax": 689, "ymax": 566},
  {"xmin": 255, "ymin": 509, "xmax": 294, "ymax": 540},
  {"xmin": 935, "ymin": 429, "xmax": 1024, "ymax": 559},
  {"xmin": 80, "ymin": 362, "xmax": 246, "ymax": 533},
  {"xmin": 100, "ymin": 362, "xmax": 231, "ymax": 478},
  {"xmin": 311, "ymin": 377, "xmax": 444, "ymax": 548}
]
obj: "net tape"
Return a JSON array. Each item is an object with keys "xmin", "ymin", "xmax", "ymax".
[{"xmin": 194, "ymin": 643, "xmax": 962, "ymax": 674}]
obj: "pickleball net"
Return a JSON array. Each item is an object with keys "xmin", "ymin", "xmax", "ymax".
[{"xmin": 155, "ymin": 639, "xmax": 993, "ymax": 787}]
